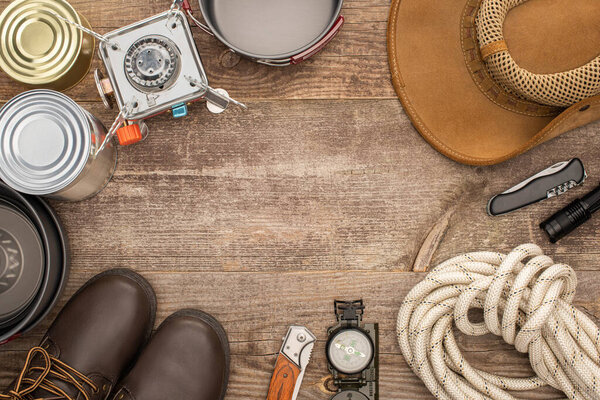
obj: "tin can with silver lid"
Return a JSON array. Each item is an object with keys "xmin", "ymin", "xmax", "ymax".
[
  {"xmin": 0, "ymin": 90, "xmax": 117, "ymax": 201},
  {"xmin": 0, "ymin": 0, "xmax": 94, "ymax": 91}
]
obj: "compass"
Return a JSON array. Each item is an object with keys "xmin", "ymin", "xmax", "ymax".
[
  {"xmin": 331, "ymin": 391, "xmax": 369, "ymax": 400},
  {"xmin": 326, "ymin": 300, "xmax": 379, "ymax": 400},
  {"xmin": 327, "ymin": 328, "xmax": 374, "ymax": 374}
]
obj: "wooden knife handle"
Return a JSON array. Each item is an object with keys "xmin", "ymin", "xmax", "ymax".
[{"xmin": 266, "ymin": 354, "xmax": 301, "ymax": 400}]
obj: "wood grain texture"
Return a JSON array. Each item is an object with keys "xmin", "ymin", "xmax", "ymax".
[{"xmin": 0, "ymin": 0, "xmax": 600, "ymax": 399}]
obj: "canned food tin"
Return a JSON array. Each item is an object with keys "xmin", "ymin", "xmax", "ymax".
[
  {"xmin": 0, "ymin": 204, "xmax": 44, "ymax": 328},
  {"xmin": 0, "ymin": 0, "xmax": 94, "ymax": 91},
  {"xmin": 0, "ymin": 90, "xmax": 117, "ymax": 201}
]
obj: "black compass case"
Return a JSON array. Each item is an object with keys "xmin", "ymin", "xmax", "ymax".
[
  {"xmin": 0, "ymin": 182, "xmax": 69, "ymax": 345},
  {"xmin": 326, "ymin": 300, "xmax": 379, "ymax": 400}
]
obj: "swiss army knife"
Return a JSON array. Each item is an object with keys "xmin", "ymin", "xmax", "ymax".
[
  {"xmin": 487, "ymin": 158, "xmax": 587, "ymax": 216},
  {"xmin": 266, "ymin": 326, "xmax": 316, "ymax": 400}
]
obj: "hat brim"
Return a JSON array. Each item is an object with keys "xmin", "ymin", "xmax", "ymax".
[{"xmin": 388, "ymin": 0, "xmax": 600, "ymax": 165}]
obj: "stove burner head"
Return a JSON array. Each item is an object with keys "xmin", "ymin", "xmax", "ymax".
[{"xmin": 124, "ymin": 35, "xmax": 180, "ymax": 92}]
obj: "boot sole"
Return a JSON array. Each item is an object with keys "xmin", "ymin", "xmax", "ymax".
[{"xmin": 161, "ymin": 309, "xmax": 231, "ymax": 400}]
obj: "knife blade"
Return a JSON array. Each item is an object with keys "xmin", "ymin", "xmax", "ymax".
[{"xmin": 266, "ymin": 326, "xmax": 316, "ymax": 400}]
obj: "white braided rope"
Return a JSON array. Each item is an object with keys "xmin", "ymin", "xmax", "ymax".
[{"xmin": 397, "ymin": 244, "xmax": 600, "ymax": 400}]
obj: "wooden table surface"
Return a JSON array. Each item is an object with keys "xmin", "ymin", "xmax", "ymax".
[{"xmin": 1, "ymin": 1, "xmax": 600, "ymax": 399}]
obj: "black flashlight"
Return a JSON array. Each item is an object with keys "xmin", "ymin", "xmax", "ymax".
[{"xmin": 540, "ymin": 183, "xmax": 600, "ymax": 243}]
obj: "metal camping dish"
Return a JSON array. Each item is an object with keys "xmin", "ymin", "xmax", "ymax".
[
  {"xmin": 194, "ymin": 0, "xmax": 345, "ymax": 66},
  {"xmin": 0, "ymin": 0, "xmax": 94, "ymax": 91},
  {"xmin": 16, "ymin": 195, "xmax": 69, "ymax": 336},
  {"xmin": 0, "ymin": 205, "xmax": 45, "ymax": 329},
  {"xmin": 0, "ymin": 90, "xmax": 116, "ymax": 201},
  {"xmin": 94, "ymin": 8, "xmax": 246, "ymax": 148},
  {"xmin": 0, "ymin": 182, "xmax": 69, "ymax": 346}
]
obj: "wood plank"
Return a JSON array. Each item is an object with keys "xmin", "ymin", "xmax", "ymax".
[
  {"xmin": 1, "ymin": 0, "xmax": 600, "ymax": 399},
  {"xmin": 0, "ymin": 1, "xmax": 392, "ymax": 101},
  {"xmin": 2, "ymin": 270, "xmax": 598, "ymax": 399},
  {"xmin": 48, "ymin": 99, "xmax": 459, "ymax": 273},
  {"xmin": 0, "ymin": 352, "xmax": 566, "ymax": 399},
  {"xmin": 0, "ymin": 53, "xmax": 395, "ymax": 103},
  {"xmin": 431, "ymin": 118, "xmax": 600, "ymax": 270},
  {"xmin": 26, "ymin": 100, "xmax": 598, "ymax": 274},
  {"xmin": 14, "ymin": 2, "xmax": 389, "ymax": 29}
]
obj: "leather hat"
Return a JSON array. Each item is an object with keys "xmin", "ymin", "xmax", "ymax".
[{"xmin": 387, "ymin": 0, "xmax": 600, "ymax": 165}]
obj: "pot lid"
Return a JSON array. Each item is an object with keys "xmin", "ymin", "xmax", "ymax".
[
  {"xmin": 0, "ymin": 204, "xmax": 45, "ymax": 323},
  {"xmin": 0, "ymin": 89, "xmax": 91, "ymax": 195},
  {"xmin": 0, "ymin": 0, "xmax": 85, "ymax": 86}
]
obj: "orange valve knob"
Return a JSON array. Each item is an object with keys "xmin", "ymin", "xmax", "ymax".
[{"xmin": 116, "ymin": 124, "xmax": 143, "ymax": 146}]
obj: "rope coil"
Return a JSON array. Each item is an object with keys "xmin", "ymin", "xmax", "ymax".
[{"xmin": 397, "ymin": 244, "xmax": 600, "ymax": 400}]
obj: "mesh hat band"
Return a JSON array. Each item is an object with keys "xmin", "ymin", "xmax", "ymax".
[{"xmin": 476, "ymin": 0, "xmax": 600, "ymax": 107}]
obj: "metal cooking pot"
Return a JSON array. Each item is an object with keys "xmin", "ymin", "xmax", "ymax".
[
  {"xmin": 0, "ymin": 90, "xmax": 117, "ymax": 201},
  {"xmin": 0, "ymin": 183, "xmax": 68, "ymax": 345},
  {"xmin": 0, "ymin": 0, "xmax": 94, "ymax": 91},
  {"xmin": 192, "ymin": 0, "xmax": 344, "ymax": 66},
  {"xmin": 0, "ymin": 204, "xmax": 44, "ymax": 329}
]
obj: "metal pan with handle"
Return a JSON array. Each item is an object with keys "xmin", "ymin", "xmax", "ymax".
[{"xmin": 178, "ymin": 0, "xmax": 344, "ymax": 66}]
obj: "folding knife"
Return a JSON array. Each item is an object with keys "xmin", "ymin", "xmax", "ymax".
[
  {"xmin": 487, "ymin": 158, "xmax": 586, "ymax": 216},
  {"xmin": 266, "ymin": 326, "xmax": 316, "ymax": 400}
]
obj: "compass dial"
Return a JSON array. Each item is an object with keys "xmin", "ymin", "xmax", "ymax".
[{"xmin": 327, "ymin": 328, "xmax": 374, "ymax": 374}]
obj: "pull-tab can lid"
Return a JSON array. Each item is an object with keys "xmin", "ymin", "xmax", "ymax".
[
  {"xmin": 0, "ymin": 204, "xmax": 44, "ymax": 325},
  {"xmin": 0, "ymin": 0, "xmax": 91, "ymax": 90},
  {"xmin": 0, "ymin": 90, "xmax": 91, "ymax": 195}
]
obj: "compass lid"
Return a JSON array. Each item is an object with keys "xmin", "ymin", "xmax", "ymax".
[{"xmin": 0, "ymin": 204, "xmax": 45, "ymax": 325}]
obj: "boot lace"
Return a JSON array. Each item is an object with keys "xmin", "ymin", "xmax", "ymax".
[{"xmin": 0, "ymin": 346, "xmax": 99, "ymax": 400}]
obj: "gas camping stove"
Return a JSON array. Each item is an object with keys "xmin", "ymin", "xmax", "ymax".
[{"xmin": 93, "ymin": 3, "xmax": 245, "ymax": 149}]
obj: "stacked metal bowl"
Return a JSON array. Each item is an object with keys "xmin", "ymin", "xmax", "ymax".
[{"xmin": 0, "ymin": 182, "xmax": 69, "ymax": 345}]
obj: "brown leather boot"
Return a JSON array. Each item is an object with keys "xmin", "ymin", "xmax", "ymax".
[
  {"xmin": 1, "ymin": 269, "xmax": 156, "ymax": 400},
  {"xmin": 111, "ymin": 310, "xmax": 230, "ymax": 400}
]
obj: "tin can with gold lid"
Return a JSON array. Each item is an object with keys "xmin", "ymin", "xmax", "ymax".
[{"xmin": 0, "ymin": 0, "xmax": 94, "ymax": 91}]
